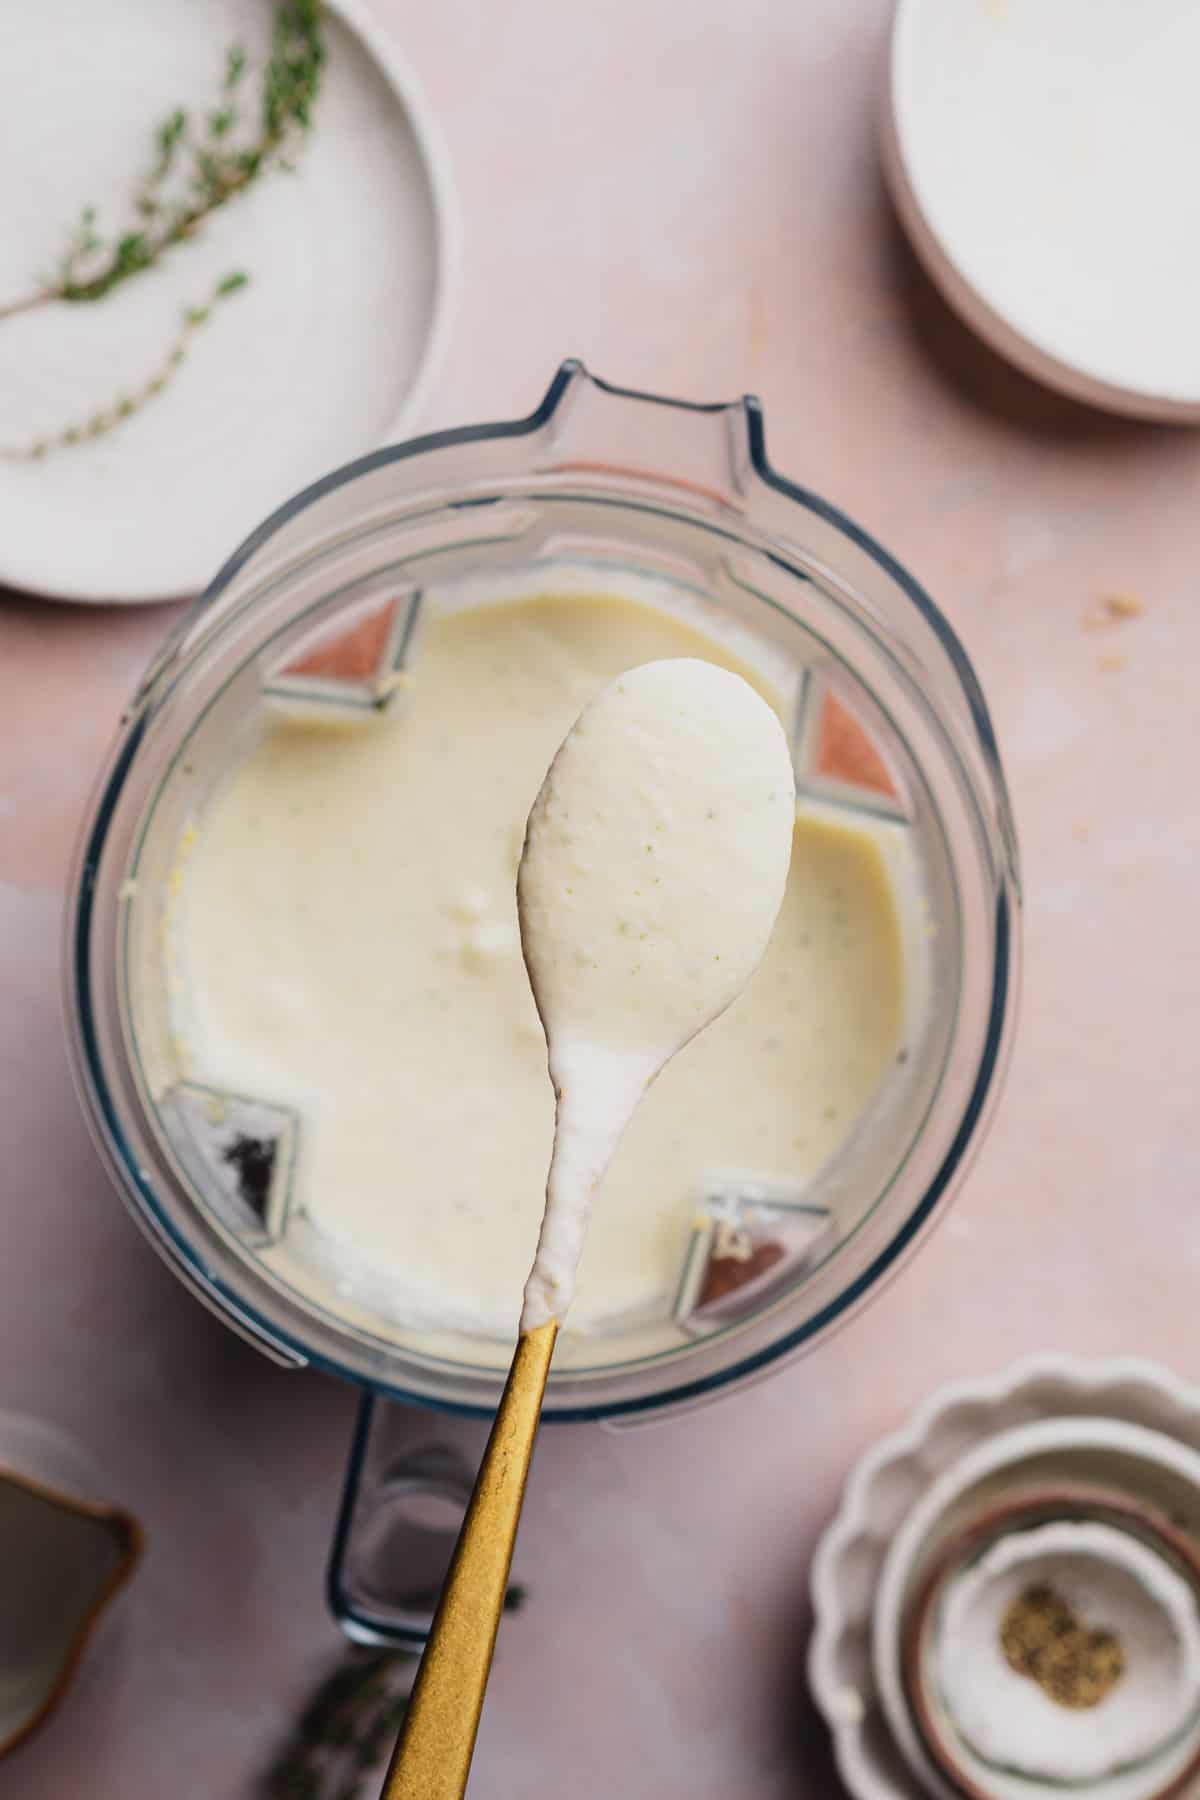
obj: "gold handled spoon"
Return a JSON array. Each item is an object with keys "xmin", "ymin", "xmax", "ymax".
[
  {"xmin": 381, "ymin": 1319, "xmax": 558, "ymax": 1800},
  {"xmin": 381, "ymin": 661, "xmax": 796, "ymax": 1798}
]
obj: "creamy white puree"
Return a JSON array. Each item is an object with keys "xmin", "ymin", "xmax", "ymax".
[
  {"xmin": 517, "ymin": 659, "xmax": 795, "ymax": 1332},
  {"xmin": 169, "ymin": 594, "xmax": 904, "ymax": 1346}
]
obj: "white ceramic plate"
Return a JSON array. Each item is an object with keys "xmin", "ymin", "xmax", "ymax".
[
  {"xmin": 882, "ymin": 0, "xmax": 1200, "ymax": 422},
  {"xmin": 809, "ymin": 1357, "xmax": 1200, "ymax": 1800},
  {"xmin": 0, "ymin": 0, "xmax": 460, "ymax": 603}
]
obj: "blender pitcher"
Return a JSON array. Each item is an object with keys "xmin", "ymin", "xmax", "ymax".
[{"xmin": 65, "ymin": 362, "xmax": 1020, "ymax": 1645}]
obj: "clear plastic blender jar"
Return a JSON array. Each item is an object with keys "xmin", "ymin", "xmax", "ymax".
[{"xmin": 65, "ymin": 363, "xmax": 1020, "ymax": 1642}]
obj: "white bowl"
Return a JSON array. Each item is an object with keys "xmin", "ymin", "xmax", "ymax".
[
  {"xmin": 875, "ymin": 1420, "xmax": 1200, "ymax": 1800},
  {"xmin": 882, "ymin": 0, "xmax": 1200, "ymax": 422},
  {"xmin": 810, "ymin": 1357, "xmax": 1200, "ymax": 1800},
  {"xmin": 907, "ymin": 1507, "xmax": 1200, "ymax": 1799}
]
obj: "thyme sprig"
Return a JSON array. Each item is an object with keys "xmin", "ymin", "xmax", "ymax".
[
  {"xmin": 261, "ymin": 1650, "xmax": 413, "ymax": 1800},
  {"xmin": 258, "ymin": 1585, "xmax": 530, "ymax": 1797},
  {"xmin": 0, "ymin": 273, "xmax": 250, "ymax": 461},
  {"xmin": 0, "ymin": 0, "xmax": 323, "ymax": 322}
]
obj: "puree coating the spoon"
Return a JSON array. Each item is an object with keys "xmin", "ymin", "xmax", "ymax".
[{"xmin": 517, "ymin": 658, "xmax": 796, "ymax": 1332}]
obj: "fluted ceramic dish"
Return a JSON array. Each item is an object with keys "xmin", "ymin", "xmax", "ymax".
[{"xmin": 809, "ymin": 1357, "xmax": 1200, "ymax": 1800}]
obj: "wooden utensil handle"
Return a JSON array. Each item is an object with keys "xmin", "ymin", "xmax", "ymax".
[{"xmin": 381, "ymin": 1319, "xmax": 558, "ymax": 1800}]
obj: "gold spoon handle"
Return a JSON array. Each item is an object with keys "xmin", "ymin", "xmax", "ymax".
[{"xmin": 381, "ymin": 1318, "xmax": 559, "ymax": 1800}]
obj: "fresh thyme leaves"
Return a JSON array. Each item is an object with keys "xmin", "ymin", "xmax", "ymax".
[
  {"xmin": 261, "ymin": 1651, "xmax": 414, "ymax": 1800},
  {"xmin": 0, "ymin": 2, "xmax": 324, "ymax": 455},
  {"xmin": 0, "ymin": 0, "xmax": 323, "ymax": 321},
  {"xmin": 1, "ymin": 272, "xmax": 250, "ymax": 461},
  {"xmin": 257, "ymin": 1584, "xmax": 532, "ymax": 1796}
]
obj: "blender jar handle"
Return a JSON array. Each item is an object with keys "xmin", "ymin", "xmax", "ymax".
[{"xmin": 327, "ymin": 1393, "xmax": 491, "ymax": 1649}]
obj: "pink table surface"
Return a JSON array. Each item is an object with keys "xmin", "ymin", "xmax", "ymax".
[{"xmin": 4, "ymin": 1, "xmax": 1200, "ymax": 1794}]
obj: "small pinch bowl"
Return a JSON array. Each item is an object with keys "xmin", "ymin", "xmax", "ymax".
[
  {"xmin": 904, "ymin": 1487, "xmax": 1200, "ymax": 1800},
  {"xmin": 809, "ymin": 1356, "xmax": 1200, "ymax": 1800},
  {"xmin": 0, "ymin": 1413, "xmax": 143, "ymax": 1760}
]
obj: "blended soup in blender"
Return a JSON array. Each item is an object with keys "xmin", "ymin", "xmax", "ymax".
[{"xmin": 167, "ymin": 592, "xmax": 905, "ymax": 1344}]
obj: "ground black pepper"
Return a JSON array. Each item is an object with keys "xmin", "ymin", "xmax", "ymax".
[
  {"xmin": 222, "ymin": 1133, "xmax": 275, "ymax": 1222},
  {"xmin": 1001, "ymin": 1583, "xmax": 1124, "ymax": 1709}
]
